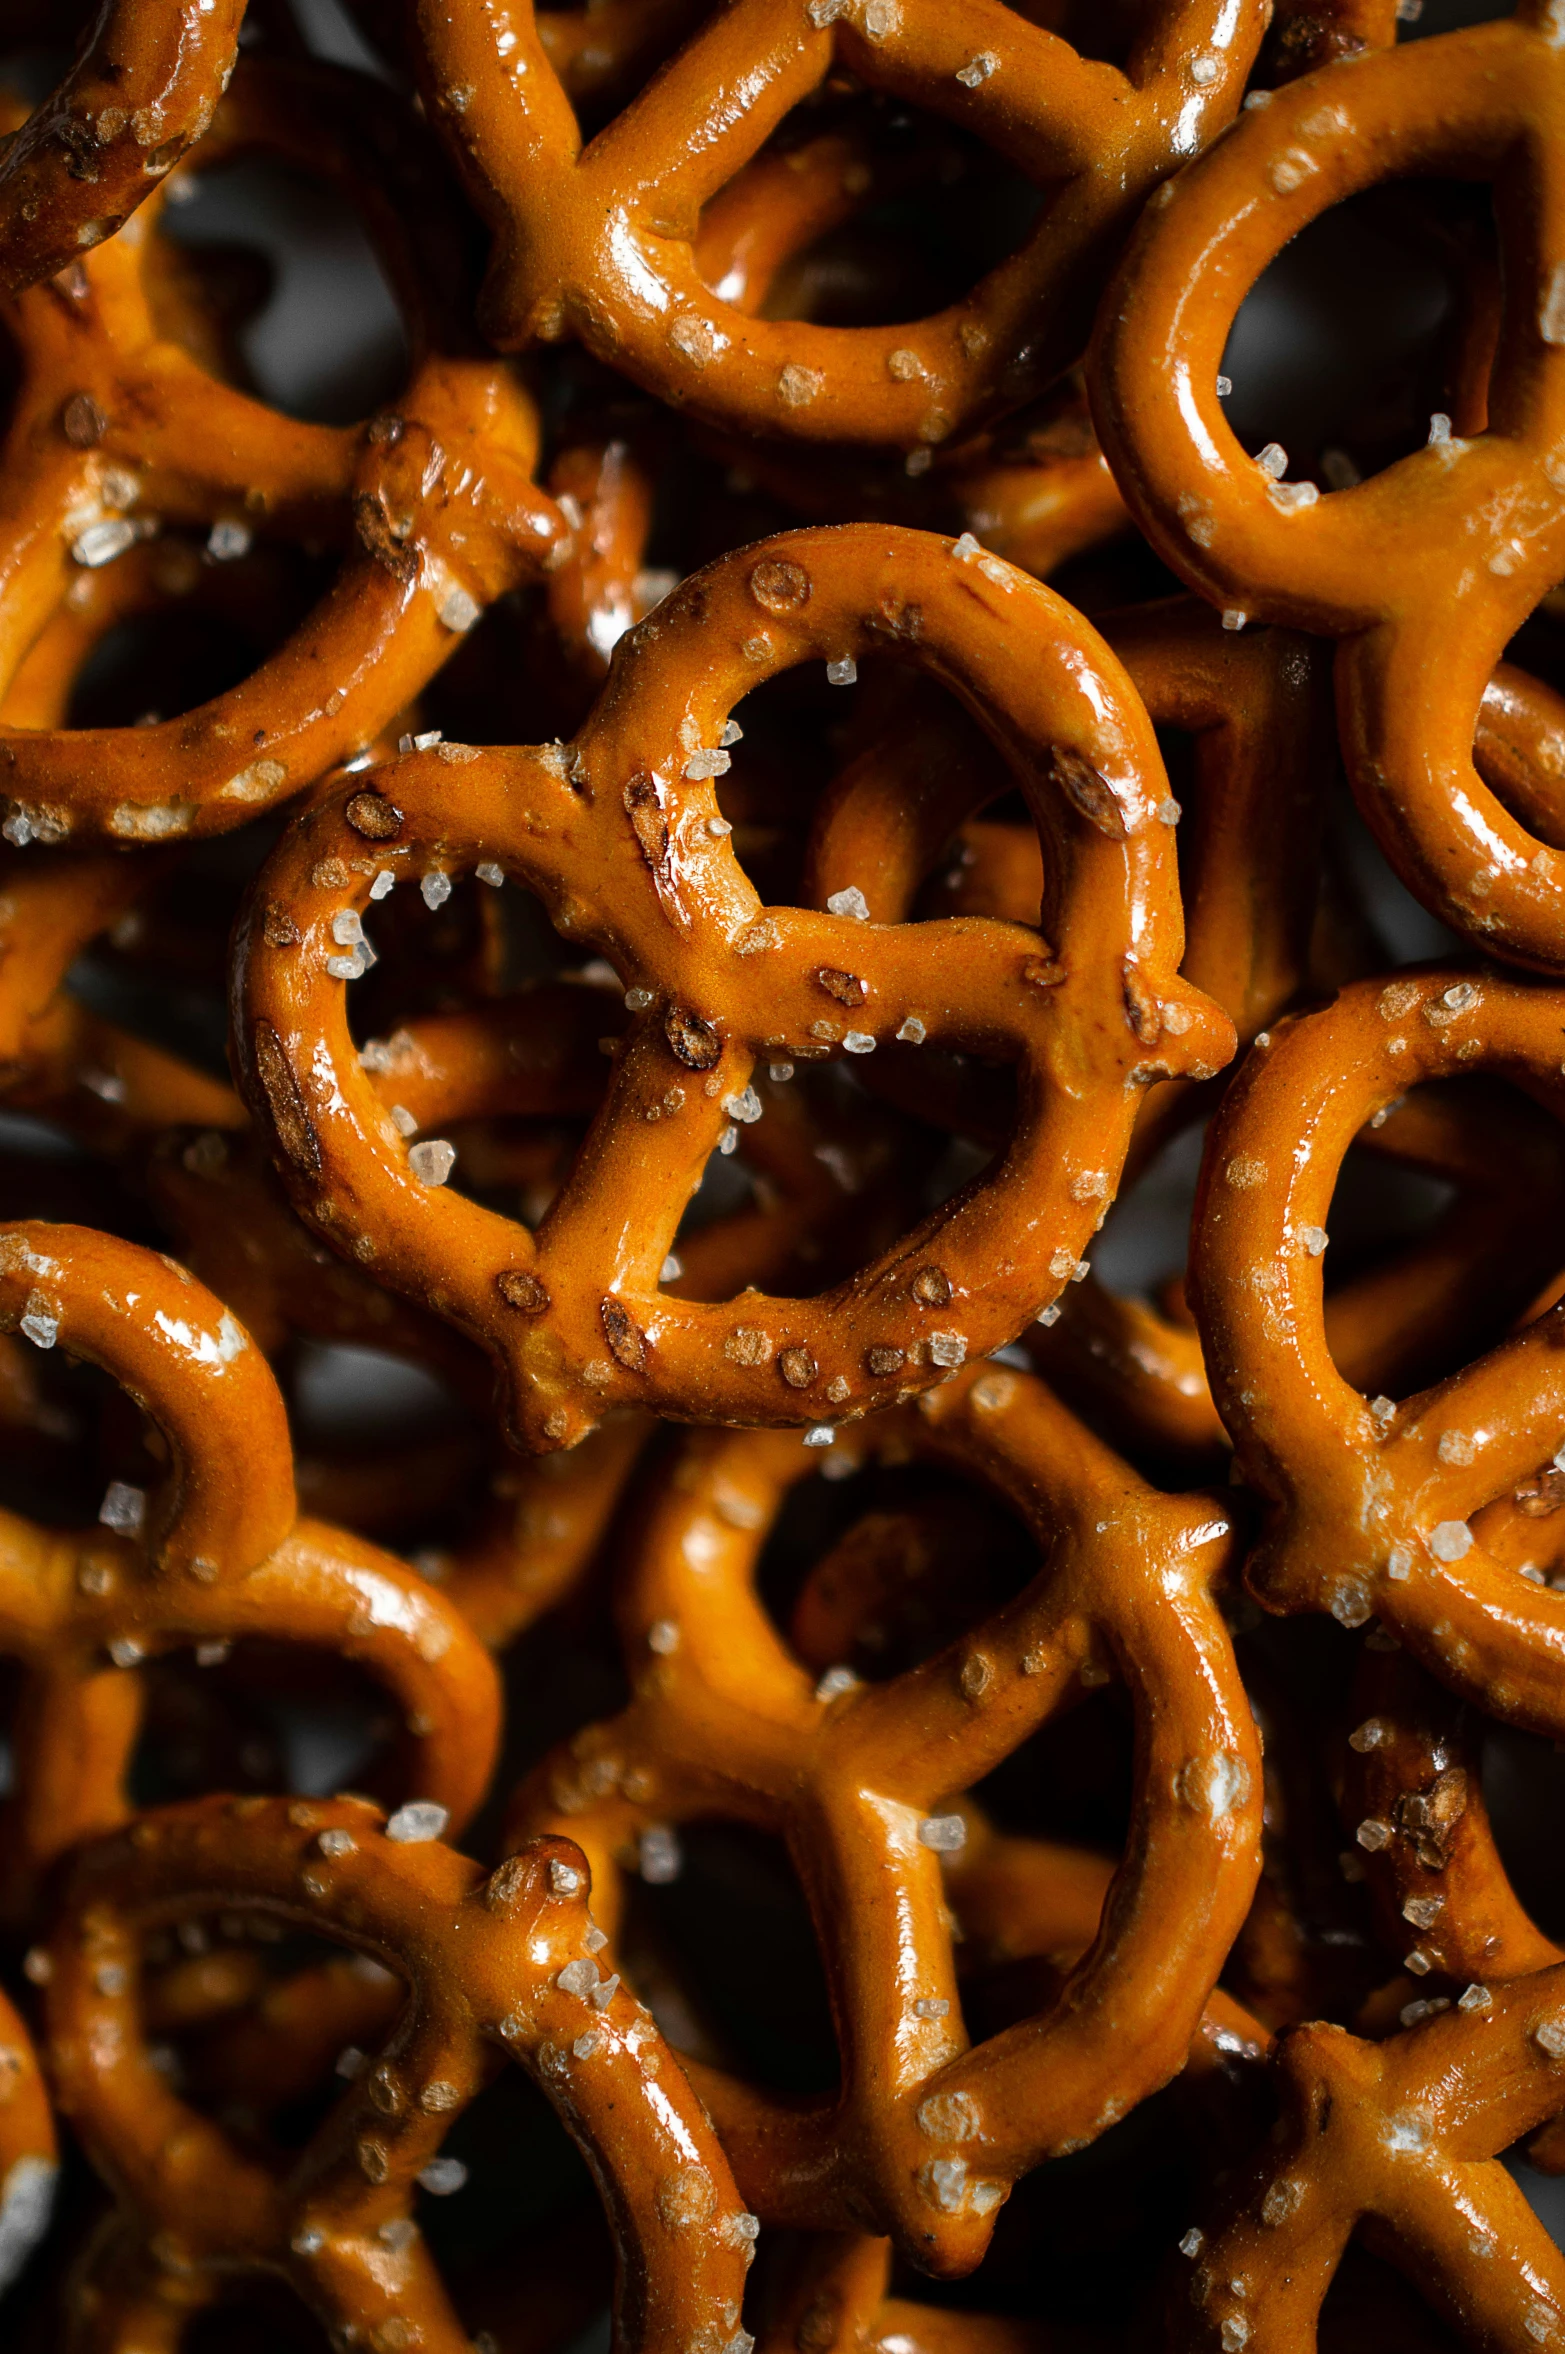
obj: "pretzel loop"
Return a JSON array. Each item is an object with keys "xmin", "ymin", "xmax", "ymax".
[
  {"xmin": 0, "ymin": 1220, "xmax": 293, "ymax": 1581},
  {"xmin": 1091, "ymin": 8, "xmax": 1565, "ymax": 967},
  {"xmin": 1190, "ymin": 971, "xmax": 1565, "ymax": 1732},
  {"xmin": 45, "ymin": 1797, "xmax": 756, "ymax": 2354},
  {"xmin": 414, "ymin": 0, "xmax": 1268, "ymax": 448},
  {"xmin": 0, "ymin": 1, "xmax": 246, "ymax": 296}
]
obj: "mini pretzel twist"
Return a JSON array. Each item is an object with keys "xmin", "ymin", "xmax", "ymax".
[
  {"xmin": 236, "ymin": 522, "xmax": 1233, "ymax": 1450},
  {"xmin": 505, "ymin": 1355, "xmax": 1260, "ymax": 2270},
  {"xmin": 0, "ymin": 2, "xmax": 246, "ymax": 295},
  {"xmin": 1090, "ymin": 4, "xmax": 1565, "ymax": 971},
  {"xmin": 0, "ymin": 59, "xmax": 566, "ymax": 848},
  {"xmin": 411, "ymin": 0, "xmax": 1268, "ymax": 449},
  {"xmin": 42, "ymin": 1795, "xmax": 757, "ymax": 2354},
  {"xmin": 1190, "ymin": 968, "xmax": 1565, "ymax": 1733},
  {"xmin": 1174, "ymin": 1970, "xmax": 1565, "ymax": 2351},
  {"xmin": 0, "ymin": 1221, "xmax": 499, "ymax": 1906}
]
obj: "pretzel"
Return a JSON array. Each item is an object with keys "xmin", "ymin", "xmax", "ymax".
[
  {"xmin": 1173, "ymin": 1965, "xmax": 1565, "ymax": 2352},
  {"xmin": 1090, "ymin": 5, "xmax": 1565, "ymax": 972},
  {"xmin": 0, "ymin": 1981, "xmax": 56, "ymax": 2297},
  {"xmin": 0, "ymin": 2, "xmax": 246, "ymax": 297},
  {"xmin": 0, "ymin": 58, "xmax": 567, "ymax": 848},
  {"xmin": 237, "ymin": 522, "xmax": 1233, "ymax": 1450},
  {"xmin": 0, "ymin": 1221, "xmax": 499, "ymax": 1909},
  {"xmin": 411, "ymin": 0, "xmax": 1268, "ymax": 450},
  {"xmin": 42, "ymin": 1794, "xmax": 756, "ymax": 2354},
  {"xmin": 504, "ymin": 1353, "xmax": 1259, "ymax": 2267},
  {"xmin": 1189, "ymin": 966, "xmax": 1565, "ymax": 1736}
]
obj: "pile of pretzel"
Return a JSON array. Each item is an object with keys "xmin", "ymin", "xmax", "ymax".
[{"xmin": 4, "ymin": 0, "xmax": 1565, "ymax": 2345}]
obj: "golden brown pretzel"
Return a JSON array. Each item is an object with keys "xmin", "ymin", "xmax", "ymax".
[
  {"xmin": 411, "ymin": 0, "xmax": 1268, "ymax": 449},
  {"xmin": 42, "ymin": 1794, "xmax": 757, "ymax": 2354},
  {"xmin": 1173, "ymin": 1969, "xmax": 1565, "ymax": 2351},
  {"xmin": 0, "ymin": 1980, "xmax": 56, "ymax": 2297},
  {"xmin": 0, "ymin": 1221, "xmax": 499, "ymax": 1908},
  {"xmin": 0, "ymin": 1, "xmax": 246, "ymax": 295},
  {"xmin": 1090, "ymin": 5, "xmax": 1565, "ymax": 971},
  {"xmin": 0, "ymin": 58, "xmax": 566, "ymax": 847},
  {"xmin": 1190, "ymin": 968, "xmax": 1565, "ymax": 1731},
  {"xmin": 236, "ymin": 522, "xmax": 1232, "ymax": 1451},
  {"xmin": 505, "ymin": 1355, "xmax": 1260, "ymax": 2270}
]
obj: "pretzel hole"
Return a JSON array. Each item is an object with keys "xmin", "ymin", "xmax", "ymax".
[
  {"xmin": 161, "ymin": 156, "xmax": 409, "ymax": 424},
  {"xmin": 1218, "ymin": 179, "xmax": 1496, "ymax": 494},
  {"xmin": 1482, "ymin": 1723, "xmax": 1565, "ymax": 1947},
  {"xmin": 759, "ymin": 1456, "xmax": 1036, "ymax": 1681},
  {"xmin": 701, "ymin": 93, "xmax": 1035, "ymax": 334},
  {"xmin": 630, "ymin": 1821, "xmax": 839, "ymax": 2094},
  {"xmin": 44, "ymin": 538, "xmax": 333, "ymax": 734},
  {"xmin": 126, "ymin": 1642, "xmax": 402, "ymax": 1809},
  {"xmin": 1323, "ymin": 1073, "xmax": 1562, "ymax": 1397}
]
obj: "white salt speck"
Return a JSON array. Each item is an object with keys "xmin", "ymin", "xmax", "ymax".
[
  {"xmin": 73, "ymin": 517, "xmax": 138, "ymax": 568},
  {"xmin": 1458, "ymin": 1983, "xmax": 1491, "ymax": 2012},
  {"xmin": 1036, "ymin": 1304, "xmax": 1062, "ymax": 1326},
  {"xmin": 106, "ymin": 1637, "xmax": 144, "ymax": 1667},
  {"xmin": 956, "ymin": 51, "xmax": 998, "ymax": 86},
  {"xmin": 816, "ymin": 1665, "xmax": 858, "ymax": 1701},
  {"xmin": 660, "ymin": 1254, "xmax": 683, "ymax": 1282},
  {"xmin": 1180, "ymin": 2228, "xmax": 1204, "ymax": 2257},
  {"xmin": 640, "ymin": 1825, "xmax": 682, "ymax": 1883},
  {"xmin": 1428, "ymin": 413, "xmax": 1452, "ymax": 446},
  {"xmin": 723, "ymin": 1088, "xmax": 762, "ymax": 1124},
  {"xmin": 647, "ymin": 1619, "xmax": 680, "ymax": 1655},
  {"xmin": 717, "ymin": 1125, "xmax": 739, "ymax": 1156},
  {"xmin": 408, "ymin": 1140, "xmax": 456, "ymax": 1186},
  {"xmin": 331, "ymin": 911, "xmax": 364, "ymax": 947},
  {"xmin": 439, "ymin": 586, "xmax": 480, "ymax": 634},
  {"xmin": 421, "ymin": 871, "xmax": 452, "ymax": 911},
  {"xmin": 207, "ymin": 518, "xmax": 251, "ymax": 561},
  {"xmin": 1299, "ymin": 1225, "xmax": 1328, "ymax": 1257},
  {"xmin": 418, "ymin": 2157, "xmax": 468, "ymax": 2195},
  {"xmin": 370, "ymin": 870, "xmax": 395, "ymax": 899},
  {"xmin": 827, "ymin": 656, "xmax": 857, "ymax": 685},
  {"xmin": 1216, "ymin": 376, "xmax": 1232, "ymax": 397},
  {"xmin": 768, "ymin": 1062, "xmax": 793, "ymax": 1082},
  {"xmin": 390, "ymin": 1106, "xmax": 418, "ymax": 1138},
  {"xmin": 929, "ymin": 1331, "xmax": 966, "ymax": 1368},
  {"xmin": 843, "ymin": 1030, "xmax": 875, "ymax": 1054},
  {"xmin": 919, "ymin": 1814, "xmax": 967, "ymax": 1852},
  {"xmin": 385, "ymin": 1801, "xmax": 448, "ymax": 1843},
  {"xmin": 1256, "ymin": 443, "xmax": 1288, "ymax": 479},
  {"xmin": 99, "ymin": 1481, "xmax": 145, "ymax": 1536},
  {"xmin": 1356, "ymin": 1818, "xmax": 1392, "ymax": 1851},
  {"xmin": 684, "ymin": 748, "xmax": 731, "ymax": 782},
  {"xmin": 1222, "ymin": 609, "xmax": 1247, "ymax": 631},
  {"xmin": 827, "ymin": 885, "xmax": 870, "ymax": 920},
  {"xmin": 897, "ymin": 1017, "xmax": 926, "ymax": 1044},
  {"xmin": 1191, "ymin": 53, "xmax": 1218, "ymax": 83},
  {"xmin": 626, "ymin": 987, "xmax": 653, "ymax": 1011},
  {"xmin": 476, "ymin": 862, "xmax": 505, "ymax": 887},
  {"xmin": 550, "ymin": 1860, "xmax": 582, "ymax": 1896},
  {"xmin": 1429, "ymin": 1520, "xmax": 1472, "ymax": 1562},
  {"xmin": 913, "ymin": 1998, "xmax": 950, "ymax": 2019},
  {"xmin": 804, "ymin": 1425, "xmax": 835, "ymax": 1447}
]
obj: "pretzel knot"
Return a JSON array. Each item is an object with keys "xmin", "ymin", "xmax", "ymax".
[
  {"xmin": 237, "ymin": 522, "xmax": 1232, "ymax": 1450},
  {"xmin": 1175, "ymin": 1973, "xmax": 1565, "ymax": 2351},
  {"xmin": 0, "ymin": 1222, "xmax": 500, "ymax": 1903},
  {"xmin": 1090, "ymin": 3, "xmax": 1565, "ymax": 972},
  {"xmin": 0, "ymin": 2, "xmax": 246, "ymax": 296},
  {"xmin": 42, "ymin": 1796, "xmax": 757, "ymax": 2354},
  {"xmin": 1190, "ymin": 969, "xmax": 1565, "ymax": 1735},
  {"xmin": 0, "ymin": 59, "xmax": 567, "ymax": 848},
  {"xmin": 504, "ymin": 1354, "xmax": 1260, "ymax": 2270},
  {"xmin": 411, "ymin": 0, "xmax": 1269, "ymax": 449}
]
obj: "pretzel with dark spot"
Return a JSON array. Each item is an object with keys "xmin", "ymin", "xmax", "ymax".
[
  {"xmin": 412, "ymin": 0, "xmax": 1268, "ymax": 450},
  {"xmin": 1190, "ymin": 968, "xmax": 1565, "ymax": 1733},
  {"xmin": 505, "ymin": 1355, "xmax": 1259, "ymax": 2270},
  {"xmin": 0, "ymin": 58, "xmax": 567, "ymax": 847},
  {"xmin": 0, "ymin": 1222, "xmax": 499, "ymax": 1908},
  {"xmin": 43, "ymin": 1795, "xmax": 757, "ymax": 2354},
  {"xmin": 236, "ymin": 523, "xmax": 1232, "ymax": 1451},
  {"xmin": 0, "ymin": 1, "xmax": 246, "ymax": 296},
  {"xmin": 1091, "ymin": 4, "xmax": 1565, "ymax": 972}
]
